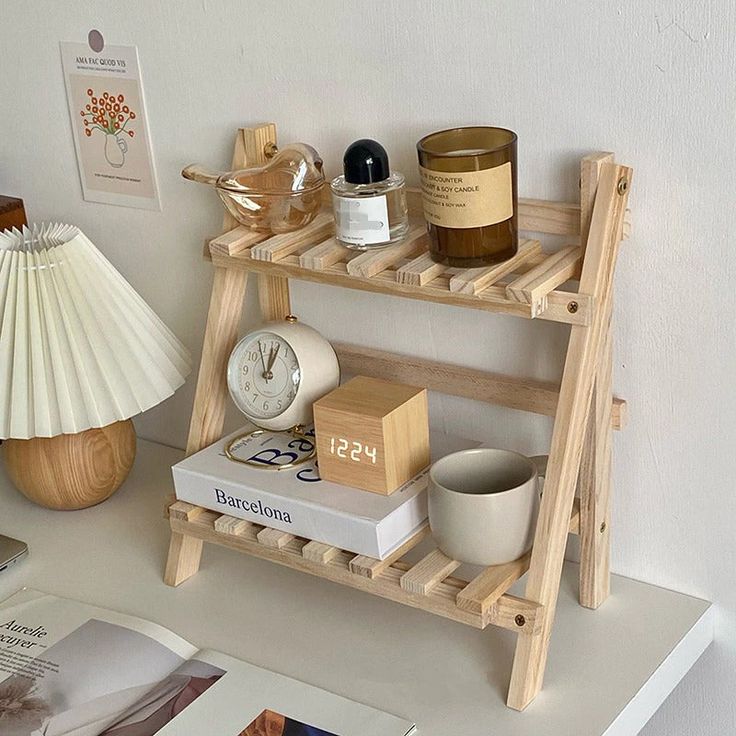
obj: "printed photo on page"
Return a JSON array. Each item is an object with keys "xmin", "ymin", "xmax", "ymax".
[{"xmin": 0, "ymin": 590, "xmax": 415, "ymax": 736}]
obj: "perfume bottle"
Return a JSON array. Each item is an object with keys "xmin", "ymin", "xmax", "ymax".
[{"xmin": 331, "ymin": 139, "xmax": 409, "ymax": 250}]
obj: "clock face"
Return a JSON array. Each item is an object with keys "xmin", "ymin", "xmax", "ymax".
[{"xmin": 228, "ymin": 331, "xmax": 301, "ymax": 421}]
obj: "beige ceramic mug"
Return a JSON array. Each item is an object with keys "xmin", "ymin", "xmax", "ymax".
[{"xmin": 428, "ymin": 448, "xmax": 547, "ymax": 566}]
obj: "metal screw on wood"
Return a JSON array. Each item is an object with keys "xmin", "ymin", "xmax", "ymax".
[
  {"xmin": 567, "ymin": 301, "xmax": 579, "ymax": 314},
  {"xmin": 600, "ymin": 521, "xmax": 607, "ymax": 533},
  {"xmin": 515, "ymin": 614, "xmax": 526, "ymax": 627},
  {"xmin": 617, "ymin": 178, "xmax": 628, "ymax": 195}
]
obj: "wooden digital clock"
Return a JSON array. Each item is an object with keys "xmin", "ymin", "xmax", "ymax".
[{"xmin": 313, "ymin": 376, "xmax": 430, "ymax": 495}]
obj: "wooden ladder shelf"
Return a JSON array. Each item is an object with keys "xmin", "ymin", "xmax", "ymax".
[{"xmin": 165, "ymin": 123, "xmax": 632, "ymax": 711}]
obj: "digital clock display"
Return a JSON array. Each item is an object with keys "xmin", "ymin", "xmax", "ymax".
[{"xmin": 329, "ymin": 437, "xmax": 377, "ymax": 464}]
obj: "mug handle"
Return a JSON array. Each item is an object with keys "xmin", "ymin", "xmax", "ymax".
[{"xmin": 529, "ymin": 455, "xmax": 549, "ymax": 496}]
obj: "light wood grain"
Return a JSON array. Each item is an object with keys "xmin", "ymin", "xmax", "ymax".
[
  {"xmin": 214, "ymin": 514, "xmax": 254, "ymax": 536},
  {"xmin": 399, "ymin": 550, "xmax": 460, "ymax": 595},
  {"xmin": 508, "ymin": 161, "xmax": 632, "ymax": 711},
  {"xmin": 569, "ymin": 497, "xmax": 581, "ymax": 535},
  {"xmin": 185, "ymin": 266, "xmax": 248, "ymax": 457},
  {"xmin": 345, "ymin": 225, "xmax": 426, "ymax": 278},
  {"xmin": 580, "ymin": 152, "xmax": 614, "ymax": 253},
  {"xmin": 456, "ymin": 552, "xmax": 532, "ymax": 615},
  {"xmin": 579, "ymin": 318, "xmax": 613, "ymax": 609},
  {"xmin": 211, "ymin": 249, "xmax": 592, "ymax": 326},
  {"xmin": 314, "ymin": 376, "xmax": 430, "ymax": 494},
  {"xmin": 578, "ymin": 154, "xmax": 616, "ymax": 610},
  {"xmin": 168, "ymin": 126, "xmax": 273, "ymax": 585},
  {"xmin": 171, "ymin": 512, "xmax": 488, "ymax": 628},
  {"xmin": 395, "ymin": 251, "xmax": 446, "ymax": 286},
  {"xmin": 257, "ymin": 527, "xmax": 295, "ymax": 549},
  {"xmin": 258, "ymin": 274, "xmax": 291, "ymax": 321},
  {"xmin": 3, "ymin": 419, "xmax": 136, "ymax": 510},
  {"xmin": 169, "ymin": 509, "xmax": 544, "ymax": 633},
  {"xmin": 164, "ymin": 532, "xmax": 203, "ymax": 587},
  {"xmin": 332, "ymin": 342, "xmax": 627, "ymax": 430},
  {"xmin": 169, "ymin": 501, "xmax": 207, "ymax": 522},
  {"xmin": 298, "ymin": 237, "xmax": 352, "ymax": 270},
  {"xmin": 448, "ymin": 240, "xmax": 541, "ymax": 295},
  {"xmin": 250, "ymin": 212, "xmax": 334, "ymax": 262},
  {"xmin": 348, "ymin": 524, "xmax": 430, "ymax": 578},
  {"xmin": 486, "ymin": 594, "xmax": 545, "ymax": 635},
  {"xmin": 505, "ymin": 245, "xmax": 582, "ymax": 316},
  {"xmin": 209, "ymin": 226, "xmax": 267, "ymax": 257},
  {"xmin": 302, "ymin": 541, "xmax": 341, "ymax": 564}
]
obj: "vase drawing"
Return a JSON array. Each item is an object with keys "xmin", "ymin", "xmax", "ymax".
[{"xmin": 104, "ymin": 133, "xmax": 128, "ymax": 168}]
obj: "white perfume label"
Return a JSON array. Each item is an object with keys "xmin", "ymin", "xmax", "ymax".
[{"xmin": 332, "ymin": 194, "xmax": 391, "ymax": 246}]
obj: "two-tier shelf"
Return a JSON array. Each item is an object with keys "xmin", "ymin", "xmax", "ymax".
[{"xmin": 165, "ymin": 123, "xmax": 632, "ymax": 711}]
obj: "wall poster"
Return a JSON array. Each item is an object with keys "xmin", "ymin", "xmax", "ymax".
[{"xmin": 60, "ymin": 41, "xmax": 161, "ymax": 210}]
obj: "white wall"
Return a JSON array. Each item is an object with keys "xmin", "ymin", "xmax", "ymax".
[{"xmin": 1, "ymin": 1, "xmax": 733, "ymax": 732}]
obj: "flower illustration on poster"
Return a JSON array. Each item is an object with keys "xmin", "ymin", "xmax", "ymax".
[{"xmin": 80, "ymin": 88, "xmax": 137, "ymax": 168}]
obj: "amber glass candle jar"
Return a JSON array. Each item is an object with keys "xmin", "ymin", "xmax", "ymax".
[{"xmin": 417, "ymin": 127, "xmax": 518, "ymax": 267}]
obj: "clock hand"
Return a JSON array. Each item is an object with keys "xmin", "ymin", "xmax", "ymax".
[
  {"xmin": 266, "ymin": 343, "xmax": 280, "ymax": 373},
  {"xmin": 258, "ymin": 341, "xmax": 269, "ymax": 380}
]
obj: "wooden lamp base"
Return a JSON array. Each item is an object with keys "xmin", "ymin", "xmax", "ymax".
[{"xmin": 2, "ymin": 419, "xmax": 137, "ymax": 510}]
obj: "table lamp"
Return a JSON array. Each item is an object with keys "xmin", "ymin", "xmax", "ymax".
[{"xmin": 0, "ymin": 223, "xmax": 191, "ymax": 509}]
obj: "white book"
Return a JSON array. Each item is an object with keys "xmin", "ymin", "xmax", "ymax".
[
  {"xmin": 0, "ymin": 588, "xmax": 415, "ymax": 735},
  {"xmin": 173, "ymin": 427, "xmax": 478, "ymax": 559}
]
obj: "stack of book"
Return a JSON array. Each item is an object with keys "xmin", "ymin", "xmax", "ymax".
[{"xmin": 173, "ymin": 428, "xmax": 477, "ymax": 560}]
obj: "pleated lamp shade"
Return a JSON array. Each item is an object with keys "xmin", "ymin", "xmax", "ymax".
[{"xmin": 0, "ymin": 223, "xmax": 192, "ymax": 440}]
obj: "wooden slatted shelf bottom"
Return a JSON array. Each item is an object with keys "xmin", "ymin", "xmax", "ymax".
[{"xmin": 168, "ymin": 498, "xmax": 580, "ymax": 633}]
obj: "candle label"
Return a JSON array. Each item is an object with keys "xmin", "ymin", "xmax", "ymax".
[
  {"xmin": 332, "ymin": 194, "xmax": 390, "ymax": 246},
  {"xmin": 419, "ymin": 162, "xmax": 512, "ymax": 229}
]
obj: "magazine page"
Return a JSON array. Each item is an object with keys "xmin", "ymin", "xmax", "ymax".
[
  {"xmin": 0, "ymin": 589, "xmax": 223, "ymax": 736},
  {"xmin": 153, "ymin": 649, "xmax": 416, "ymax": 736}
]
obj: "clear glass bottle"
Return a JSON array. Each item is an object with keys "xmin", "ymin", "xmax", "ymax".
[{"xmin": 331, "ymin": 139, "xmax": 409, "ymax": 250}]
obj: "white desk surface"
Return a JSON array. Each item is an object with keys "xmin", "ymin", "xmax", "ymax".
[{"xmin": 0, "ymin": 439, "xmax": 713, "ymax": 736}]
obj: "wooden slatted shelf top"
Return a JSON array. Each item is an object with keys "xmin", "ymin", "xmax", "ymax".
[
  {"xmin": 168, "ymin": 498, "xmax": 581, "ymax": 633},
  {"xmin": 203, "ymin": 188, "xmax": 634, "ymax": 326}
]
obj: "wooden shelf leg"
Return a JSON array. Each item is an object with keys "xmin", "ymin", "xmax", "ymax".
[
  {"xmin": 577, "ymin": 151, "xmax": 615, "ymax": 609},
  {"xmin": 258, "ymin": 274, "xmax": 291, "ymax": 321},
  {"xmin": 185, "ymin": 266, "xmax": 249, "ymax": 455},
  {"xmin": 507, "ymin": 162, "xmax": 631, "ymax": 710},
  {"xmin": 578, "ymin": 311, "xmax": 613, "ymax": 608},
  {"xmin": 164, "ymin": 532, "xmax": 203, "ymax": 587},
  {"xmin": 163, "ymin": 265, "xmax": 249, "ymax": 584}
]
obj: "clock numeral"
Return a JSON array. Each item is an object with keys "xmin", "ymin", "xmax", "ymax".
[
  {"xmin": 247, "ymin": 350, "xmax": 259, "ymax": 361},
  {"xmin": 241, "ymin": 364, "xmax": 249, "ymax": 375},
  {"xmin": 330, "ymin": 437, "xmax": 378, "ymax": 465},
  {"xmin": 243, "ymin": 381, "xmax": 250, "ymax": 391},
  {"xmin": 263, "ymin": 401, "xmax": 269, "ymax": 411}
]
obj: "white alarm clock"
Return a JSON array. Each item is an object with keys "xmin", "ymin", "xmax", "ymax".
[{"xmin": 227, "ymin": 315, "xmax": 340, "ymax": 432}]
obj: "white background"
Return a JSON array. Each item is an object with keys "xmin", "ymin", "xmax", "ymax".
[{"xmin": 1, "ymin": 1, "xmax": 732, "ymax": 733}]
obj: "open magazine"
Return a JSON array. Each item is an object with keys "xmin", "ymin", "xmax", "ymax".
[{"xmin": 0, "ymin": 590, "xmax": 415, "ymax": 736}]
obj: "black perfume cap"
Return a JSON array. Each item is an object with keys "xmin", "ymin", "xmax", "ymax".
[{"xmin": 343, "ymin": 139, "xmax": 390, "ymax": 184}]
